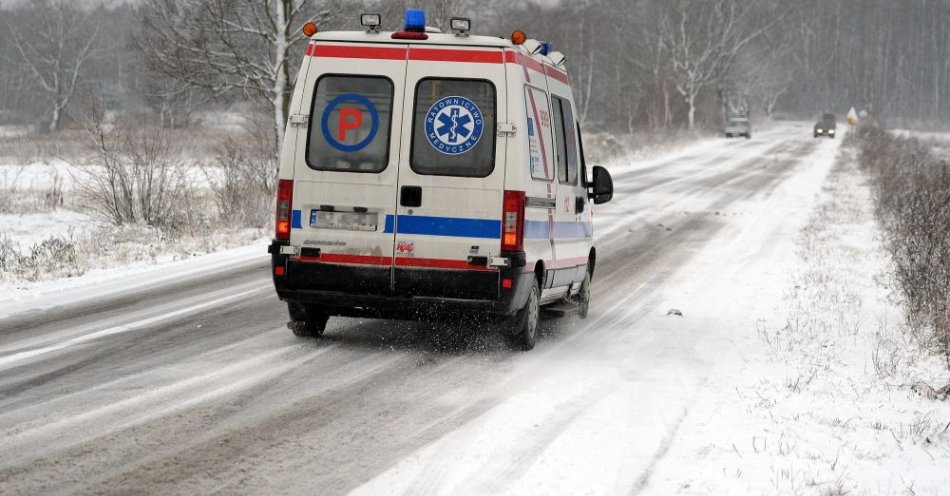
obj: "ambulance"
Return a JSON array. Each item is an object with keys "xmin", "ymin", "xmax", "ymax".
[{"xmin": 268, "ymin": 10, "xmax": 614, "ymax": 350}]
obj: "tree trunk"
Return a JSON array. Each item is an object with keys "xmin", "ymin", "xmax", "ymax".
[
  {"xmin": 687, "ymin": 92, "xmax": 696, "ymax": 130},
  {"xmin": 663, "ymin": 83, "xmax": 671, "ymax": 128},
  {"xmin": 271, "ymin": 0, "xmax": 290, "ymax": 157},
  {"xmin": 47, "ymin": 102, "xmax": 62, "ymax": 134}
]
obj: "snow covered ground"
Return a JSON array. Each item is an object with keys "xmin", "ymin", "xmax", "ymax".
[
  {"xmin": 0, "ymin": 123, "xmax": 947, "ymax": 495},
  {"xmin": 642, "ymin": 134, "xmax": 950, "ymax": 495}
]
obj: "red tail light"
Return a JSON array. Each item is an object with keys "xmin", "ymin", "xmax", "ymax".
[
  {"xmin": 275, "ymin": 179, "xmax": 293, "ymax": 240},
  {"xmin": 502, "ymin": 190, "xmax": 525, "ymax": 252}
]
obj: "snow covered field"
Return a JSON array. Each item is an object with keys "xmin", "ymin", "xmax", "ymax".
[
  {"xmin": 0, "ymin": 156, "xmax": 268, "ymax": 289},
  {"xmin": 0, "ymin": 123, "xmax": 947, "ymax": 495}
]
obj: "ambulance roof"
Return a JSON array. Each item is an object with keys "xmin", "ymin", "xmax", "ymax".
[{"xmin": 311, "ymin": 31, "xmax": 516, "ymax": 49}]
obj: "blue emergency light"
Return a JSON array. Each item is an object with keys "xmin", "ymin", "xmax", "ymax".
[
  {"xmin": 539, "ymin": 42, "xmax": 554, "ymax": 56},
  {"xmin": 404, "ymin": 9, "xmax": 426, "ymax": 32}
]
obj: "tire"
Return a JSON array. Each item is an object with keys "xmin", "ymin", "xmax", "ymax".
[
  {"xmin": 504, "ymin": 278, "xmax": 540, "ymax": 351},
  {"xmin": 572, "ymin": 268, "xmax": 591, "ymax": 319},
  {"xmin": 287, "ymin": 302, "xmax": 329, "ymax": 338},
  {"xmin": 725, "ymin": 133, "xmax": 732, "ymax": 138},
  {"xmin": 745, "ymin": 133, "xmax": 751, "ymax": 139}
]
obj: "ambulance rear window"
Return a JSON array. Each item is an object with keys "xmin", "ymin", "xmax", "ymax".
[
  {"xmin": 411, "ymin": 78, "xmax": 496, "ymax": 178},
  {"xmin": 307, "ymin": 75, "xmax": 393, "ymax": 173}
]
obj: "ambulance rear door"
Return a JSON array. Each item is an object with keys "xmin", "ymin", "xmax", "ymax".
[
  {"xmin": 391, "ymin": 45, "xmax": 508, "ymax": 299},
  {"xmin": 289, "ymin": 42, "xmax": 408, "ymax": 295}
]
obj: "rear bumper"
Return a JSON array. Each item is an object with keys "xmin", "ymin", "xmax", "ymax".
[{"xmin": 269, "ymin": 241, "xmax": 533, "ymax": 319}]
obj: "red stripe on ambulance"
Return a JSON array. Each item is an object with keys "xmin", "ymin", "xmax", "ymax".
[
  {"xmin": 311, "ymin": 45, "xmax": 505, "ymax": 64},
  {"xmin": 409, "ymin": 48, "xmax": 504, "ymax": 64},
  {"xmin": 311, "ymin": 45, "xmax": 408, "ymax": 60},
  {"xmin": 296, "ymin": 253, "xmax": 496, "ymax": 271}
]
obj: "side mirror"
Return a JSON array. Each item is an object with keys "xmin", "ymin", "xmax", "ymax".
[{"xmin": 588, "ymin": 165, "xmax": 613, "ymax": 204}]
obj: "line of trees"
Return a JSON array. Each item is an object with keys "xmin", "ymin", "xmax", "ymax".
[
  {"xmin": 488, "ymin": 0, "xmax": 950, "ymax": 131},
  {"xmin": 0, "ymin": 0, "xmax": 948, "ymax": 140}
]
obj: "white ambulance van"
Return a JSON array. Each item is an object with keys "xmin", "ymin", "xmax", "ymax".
[{"xmin": 268, "ymin": 10, "xmax": 614, "ymax": 350}]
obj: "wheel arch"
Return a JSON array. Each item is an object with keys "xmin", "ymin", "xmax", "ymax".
[
  {"xmin": 534, "ymin": 259, "xmax": 545, "ymax": 286},
  {"xmin": 588, "ymin": 248, "xmax": 597, "ymax": 280}
]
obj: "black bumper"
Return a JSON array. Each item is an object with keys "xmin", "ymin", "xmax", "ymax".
[{"xmin": 269, "ymin": 242, "xmax": 533, "ymax": 320}]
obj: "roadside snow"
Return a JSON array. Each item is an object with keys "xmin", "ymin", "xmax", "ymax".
[
  {"xmin": 642, "ymin": 137, "xmax": 950, "ymax": 495},
  {"xmin": 0, "ymin": 240, "xmax": 268, "ymax": 320}
]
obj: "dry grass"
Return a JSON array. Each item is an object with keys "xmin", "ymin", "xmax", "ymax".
[{"xmin": 855, "ymin": 126, "xmax": 950, "ymax": 365}]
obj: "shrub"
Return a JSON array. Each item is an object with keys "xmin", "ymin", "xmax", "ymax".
[
  {"xmin": 0, "ymin": 232, "xmax": 88, "ymax": 282},
  {"xmin": 205, "ymin": 123, "xmax": 276, "ymax": 229},
  {"xmin": 72, "ymin": 112, "xmax": 199, "ymax": 231},
  {"xmin": 855, "ymin": 126, "xmax": 950, "ymax": 363}
]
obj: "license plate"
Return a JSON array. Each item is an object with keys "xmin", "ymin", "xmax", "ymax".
[{"xmin": 310, "ymin": 210, "xmax": 378, "ymax": 231}]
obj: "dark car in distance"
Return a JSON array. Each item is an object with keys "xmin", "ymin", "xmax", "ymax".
[
  {"xmin": 724, "ymin": 116, "xmax": 752, "ymax": 139},
  {"xmin": 814, "ymin": 113, "xmax": 837, "ymax": 138}
]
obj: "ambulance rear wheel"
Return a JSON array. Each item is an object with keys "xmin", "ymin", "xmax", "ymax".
[
  {"xmin": 287, "ymin": 302, "xmax": 329, "ymax": 338},
  {"xmin": 505, "ymin": 279, "xmax": 540, "ymax": 351}
]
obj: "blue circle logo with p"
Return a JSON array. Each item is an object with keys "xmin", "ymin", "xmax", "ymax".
[
  {"xmin": 425, "ymin": 96, "xmax": 484, "ymax": 155},
  {"xmin": 321, "ymin": 93, "xmax": 379, "ymax": 152}
]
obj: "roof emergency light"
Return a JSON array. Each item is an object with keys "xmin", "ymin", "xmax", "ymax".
[
  {"xmin": 511, "ymin": 30, "xmax": 527, "ymax": 45},
  {"xmin": 404, "ymin": 9, "xmax": 426, "ymax": 32},
  {"xmin": 450, "ymin": 17, "xmax": 471, "ymax": 35},
  {"xmin": 548, "ymin": 51, "xmax": 566, "ymax": 67},
  {"xmin": 539, "ymin": 41, "xmax": 554, "ymax": 56},
  {"xmin": 361, "ymin": 13, "xmax": 381, "ymax": 33},
  {"xmin": 302, "ymin": 22, "xmax": 318, "ymax": 37},
  {"xmin": 522, "ymin": 39, "xmax": 542, "ymax": 55}
]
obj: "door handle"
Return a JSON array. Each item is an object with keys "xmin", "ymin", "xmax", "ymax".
[
  {"xmin": 400, "ymin": 186, "xmax": 422, "ymax": 207},
  {"xmin": 575, "ymin": 196, "xmax": 586, "ymax": 214}
]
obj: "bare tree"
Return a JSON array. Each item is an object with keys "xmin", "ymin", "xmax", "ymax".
[
  {"xmin": 2, "ymin": 0, "xmax": 104, "ymax": 133},
  {"xmin": 660, "ymin": 0, "xmax": 787, "ymax": 129},
  {"xmin": 138, "ymin": 0, "xmax": 341, "ymax": 148}
]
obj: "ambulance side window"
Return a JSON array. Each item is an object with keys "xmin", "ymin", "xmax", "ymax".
[
  {"xmin": 411, "ymin": 78, "xmax": 496, "ymax": 178},
  {"xmin": 524, "ymin": 86, "xmax": 554, "ymax": 181},
  {"xmin": 307, "ymin": 75, "xmax": 394, "ymax": 173},
  {"xmin": 552, "ymin": 96, "xmax": 579, "ymax": 186}
]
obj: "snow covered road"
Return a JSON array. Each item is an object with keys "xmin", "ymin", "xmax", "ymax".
[{"xmin": 0, "ymin": 123, "xmax": 841, "ymax": 495}]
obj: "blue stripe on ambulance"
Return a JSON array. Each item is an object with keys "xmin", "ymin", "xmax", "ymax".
[
  {"xmin": 384, "ymin": 215, "xmax": 501, "ymax": 239},
  {"xmin": 525, "ymin": 220, "xmax": 593, "ymax": 239},
  {"xmin": 292, "ymin": 210, "xmax": 303, "ymax": 229}
]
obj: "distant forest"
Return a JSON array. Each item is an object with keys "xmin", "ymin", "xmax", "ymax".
[{"xmin": 1, "ymin": 0, "xmax": 947, "ymax": 138}]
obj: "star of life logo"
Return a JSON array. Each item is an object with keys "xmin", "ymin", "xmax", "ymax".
[{"xmin": 424, "ymin": 96, "xmax": 484, "ymax": 155}]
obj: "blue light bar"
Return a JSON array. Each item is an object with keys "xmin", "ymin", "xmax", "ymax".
[
  {"xmin": 540, "ymin": 41, "xmax": 554, "ymax": 56},
  {"xmin": 404, "ymin": 9, "xmax": 426, "ymax": 32}
]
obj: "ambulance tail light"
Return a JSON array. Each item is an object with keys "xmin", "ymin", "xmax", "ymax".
[
  {"xmin": 275, "ymin": 179, "xmax": 293, "ymax": 241},
  {"xmin": 502, "ymin": 190, "xmax": 526, "ymax": 252}
]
